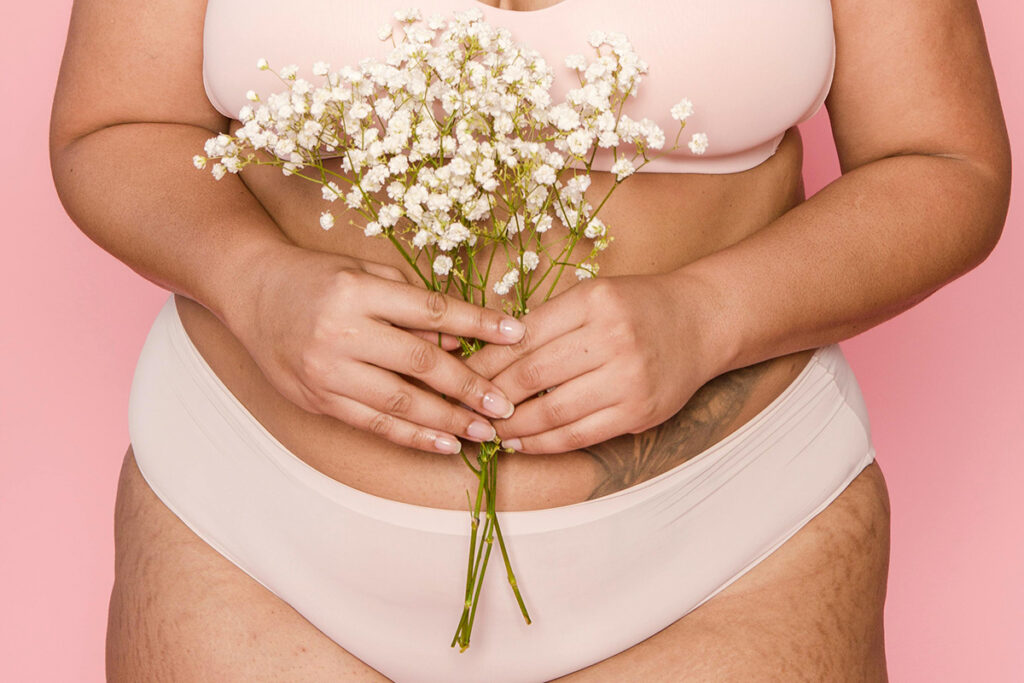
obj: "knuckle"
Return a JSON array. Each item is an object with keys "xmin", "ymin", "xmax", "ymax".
[
  {"xmin": 409, "ymin": 341, "xmax": 437, "ymax": 374},
  {"xmin": 330, "ymin": 270, "xmax": 362, "ymax": 303},
  {"xmin": 609, "ymin": 321, "xmax": 638, "ymax": 350},
  {"xmin": 443, "ymin": 408, "xmax": 466, "ymax": 435},
  {"xmin": 409, "ymin": 429, "xmax": 437, "ymax": 452},
  {"xmin": 547, "ymin": 399, "xmax": 569, "ymax": 426},
  {"xmin": 514, "ymin": 361, "xmax": 544, "ymax": 391},
  {"xmin": 298, "ymin": 349, "xmax": 325, "ymax": 383},
  {"xmin": 458, "ymin": 373, "xmax": 482, "ymax": 402},
  {"xmin": 383, "ymin": 390, "xmax": 412, "ymax": 416},
  {"xmin": 564, "ymin": 426, "xmax": 589, "ymax": 450},
  {"xmin": 367, "ymin": 412, "xmax": 394, "ymax": 437},
  {"xmin": 508, "ymin": 326, "xmax": 533, "ymax": 359},
  {"xmin": 424, "ymin": 290, "xmax": 449, "ymax": 324},
  {"xmin": 584, "ymin": 278, "xmax": 613, "ymax": 303}
]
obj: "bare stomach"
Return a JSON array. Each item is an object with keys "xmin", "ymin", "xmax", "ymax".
[{"xmin": 175, "ymin": 126, "xmax": 817, "ymax": 511}]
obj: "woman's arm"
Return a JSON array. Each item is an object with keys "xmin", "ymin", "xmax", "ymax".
[
  {"xmin": 469, "ymin": 0, "xmax": 1011, "ymax": 453},
  {"xmin": 50, "ymin": 0, "xmax": 526, "ymax": 453},
  {"xmin": 684, "ymin": 0, "xmax": 1011, "ymax": 376},
  {"xmin": 48, "ymin": 0, "xmax": 290, "ymax": 333}
]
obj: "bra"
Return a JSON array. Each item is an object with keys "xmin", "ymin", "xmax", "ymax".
[{"xmin": 202, "ymin": 0, "xmax": 835, "ymax": 174}]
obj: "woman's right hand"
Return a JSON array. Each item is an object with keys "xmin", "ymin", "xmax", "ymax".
[{"xmin": 223, "ymin": 244, "xmax": 526, "ymax": 454}]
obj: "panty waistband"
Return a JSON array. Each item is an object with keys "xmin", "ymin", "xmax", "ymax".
[{"xmin": 155, "ymin": 294, "xmax": 871, "ymax": 536}]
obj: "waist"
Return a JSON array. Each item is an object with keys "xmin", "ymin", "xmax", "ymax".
[{"xmin": 173, "ymin": 292, "xmax": 823, "ymax": 511}]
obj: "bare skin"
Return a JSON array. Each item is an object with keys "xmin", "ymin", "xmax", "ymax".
[{"xmin": 50, "ymin": 0, "xmax": 1010, "ymax": 679}]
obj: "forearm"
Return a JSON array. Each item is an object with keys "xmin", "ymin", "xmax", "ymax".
[
  {"xmin": 678, "ymin": 153, "xmax": 1010, "ymax": 376},
  {"xmin": 51, "ymin": 121, "xmax": 294, "ymax": 331}
]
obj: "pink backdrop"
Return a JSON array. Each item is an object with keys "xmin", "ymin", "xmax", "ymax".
[{"xmin": 2, "ymin": 1, "xmax": 1021, "ymax": 680}]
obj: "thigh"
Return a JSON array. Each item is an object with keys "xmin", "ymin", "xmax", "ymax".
[
  {"xmin": 106, "ymin": 445, "xmax": 390, "ymax": 682},
  {"xmin": 555, "ymin": 461, "xmax": 892, "ymax": 683}
]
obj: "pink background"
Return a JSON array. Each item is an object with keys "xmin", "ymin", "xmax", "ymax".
[{"xmin": 2, "ymin": 1, "xmax": 1021, "ymax": 680}]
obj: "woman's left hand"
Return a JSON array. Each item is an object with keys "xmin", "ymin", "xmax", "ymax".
[{"xmin": 464, "ymin": 271, "xmax": 727, "ymax": 454}]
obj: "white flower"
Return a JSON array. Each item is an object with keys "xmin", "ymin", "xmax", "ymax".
[
  {"xmin": 319, "ymin": 211, "xmax": 335, "ymax": 230},
  {"xmin": 493, "ymin": 268, "xmax": 520, "ymax": 296},
  {"xmin": 597, "ymin": 130, "xmax": 619, "ymax": 148},
  {"xmin": 670, "ymin": 98, "xmax": 694, "ymax": 122},
  {"xmin": 364, "ymin": 221, "xmax": 383, "ymax": 237},
  {"xmin": 312, "ymin": 61, "xmax": 330, "ymax": 77},
  {"xmin": 564, "ymin": 54, "xmax": 587, "ymax": 71},
  {"xmin": 279, "ymin": 64, "xmax": 299, "ymax": 80},
  {"xmin": 245, "ymin": 89, "xmax": 259, "ymax": 102},
  {"xmin": 192, "ymin": 155, "xmax": 207, "ymax": 169},
  {"xmin": 394, "ymin": 8, "xmax": 422, "ymax": 23},
  {"xmin": 412, "ymin": 230, "xmax": 431, "ymax": 248},
  {"xmin": 256, "ymin": 57, "xmax": 269, "ymax": 71},
  {"xmin": 211, "ymin": 163, "xmax": 226, "ymax": 180},
  {"xmin": 533, "ymin": 164, "xmax": 556, "ymax": 186},
  {"xmin": 610, "ymin": 158, "xmax": 635, "ymax": 180},
  {"xmin": 378, "ymin": 23, "xmax": 393, "ymax": 41},
  {"xmin": 534, "ymin": 214, "xmax": 553, "ymax": 233},
  {"xmin": 388, "ymin": 155, "xmax": 409, "ymax": 175},
  {"xmin": 688, "ymin": 132, "xmax": 709, "ymax": 155},
  {"xmin": 433, "ymin": 254, "xmax": 453, "ymax": 276},
  {"xmin": 575, "ymin": 265, "xmax": 596, "ymax": 280},
  {"xmin": 584, "ymin": 218, "xmax": 606, "ymax": 239},
  {"xmin": 520, "ymin": 251, "xmax": 540, "ymax": 272}
]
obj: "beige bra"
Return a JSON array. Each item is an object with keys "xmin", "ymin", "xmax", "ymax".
[{"xmin": 202, "ymin": 0, "xmax": 835, "ymax": 173}]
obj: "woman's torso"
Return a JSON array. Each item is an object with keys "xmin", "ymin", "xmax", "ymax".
[{"xmin": 175, "ymin": 0, "xmax": 828, "ymax": 511}]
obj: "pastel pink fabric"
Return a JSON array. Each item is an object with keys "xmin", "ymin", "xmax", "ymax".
[
  {"xmin": 128, "ymin": 295, "xmax": 874, "ymax": 681},
  {"xmin": 202, "ymin": 0, "xmax": 836, "ymax": 173}
]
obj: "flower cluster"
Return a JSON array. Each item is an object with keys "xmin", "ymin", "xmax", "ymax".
[
  {"xmin": 195, "ymin": 7, "xmax": 705, "ymax": 317},
  {"xmin": 195, "ymin": 7, "xmax": 706, "ymax": 651}
]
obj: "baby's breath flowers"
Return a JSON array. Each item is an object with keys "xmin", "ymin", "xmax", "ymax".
[{"xmin": 196, "ymin": 6, "xmax": 705, "ymax": 651}]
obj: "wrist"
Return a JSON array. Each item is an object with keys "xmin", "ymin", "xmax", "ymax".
[
  {"xmin": 204, "ymin": 236, "xmax": 298, "ymax": 339},
  {"xmin": 664, "ymin": 261, "xmax": 744, "ymax": 380}
]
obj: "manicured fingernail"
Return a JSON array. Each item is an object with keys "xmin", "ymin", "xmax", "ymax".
[
  {"xmin": 466, "ymin": 421, "xmax": 496, "ymax": 441},
  {"xmin": 504, "ymin": 438, "xmax": 523, "ymax": 451},
  {"xmin": 434, "ymin": 435, "xmax": 462, "ymax": 454},
  {"xmin": 499, "ymin": 318, "xmax": 526, "ymax": 341},
  {"xmin": 482, "ymin": 392, "xmax": 514, "ymax": 419}
]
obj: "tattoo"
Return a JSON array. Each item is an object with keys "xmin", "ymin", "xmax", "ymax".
[{"xmin": 583, "ymin": 360, "xmax": 775, "ymax": 499}]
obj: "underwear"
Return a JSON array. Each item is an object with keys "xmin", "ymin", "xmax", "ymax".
[
  {"xmin": 201, "ymin": 0, "xmax": 836, "ymax": 173},
  {"xmin": 128, "ymin": 294, "xmax": 876, "ymax": 682}
]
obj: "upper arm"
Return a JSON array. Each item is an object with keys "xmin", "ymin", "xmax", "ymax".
[
  {"xmin": 826, "ymin": 0, "xmax": 1011, "ymax": 183},
  {"xmin": 49, "ymin": 0, "xmax": 227, "ymax": 155}
]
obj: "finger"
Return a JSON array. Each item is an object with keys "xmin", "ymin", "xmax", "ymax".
[
  {"xmin": 358, "ymin": 323, "xmax": 516, "ymax": 420},
  {"xmin": 489, "ymin": 328, "xmax": 606, "ymax": 405},
  {"xmin": 495, "ymin": 368, "xmax": 618, "ymax": 439},
  {"xmin": 464, "ymin": 290, "xmax": 588, "ymax": 380},
  {"xmin": 361, "ymin": 261, "xmax": 408, "ymax": 283},
  {"xmin": 324, "ymin": 363, "xmax": 497, "ymax": 443},
  {"xmin": 501, "ymin": 406, "xmax": 628, "ymax": 455},
  {"xmin": 318, "ymin": 392, "xmax": 466, "ymax": 454},
  {"xmin": 370, "ymin": 279, "xmax": 527, "ymax": 345},
  {"xmin": 406, "ymin": 328, "xmax": 462, "ymax": 351}
]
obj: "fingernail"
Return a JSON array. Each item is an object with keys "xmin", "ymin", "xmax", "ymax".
[
  {"xmin": 482, "ymin": 392, "xmax": 515, "ymax": 419},
  {"xmin": 504, "ymin": 438, "xmax": 523, "ymax": 451},
  {"xmin": 434, "ymin": 435, "xmax": 462, "ymax": 454},
  {"xmin": 466, "ymin": 421, "xmax": 497, "ymax": 441},
  {"xmin": 499, "ymin": 317, "xmax": 526, "ymax": 341}
]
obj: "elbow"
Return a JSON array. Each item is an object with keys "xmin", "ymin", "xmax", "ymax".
[
  {"xmin": 940, "ymin": 138, "xmax": 1013, "ymax": 275},
  {"xmin": 968, "ymin": 145, "xmax": 1012, "ymax": 270}
]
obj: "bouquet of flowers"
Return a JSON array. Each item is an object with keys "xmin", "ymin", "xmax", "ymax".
[{"xmin": 195, "ymin": 6, "xmax": 706, "ymax": 651}]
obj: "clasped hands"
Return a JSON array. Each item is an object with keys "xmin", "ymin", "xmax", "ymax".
[{"xmin": 233, "ymin": 247, "xmax": 723, "ymax": 456}]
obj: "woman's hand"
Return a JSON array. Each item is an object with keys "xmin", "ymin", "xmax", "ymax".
[
  {"xmin": 224, "ymin": 244, "xmax": 526, "ymax": 454},
  {"xmin": 464, "ymin": 271, "xmax": 725, "ymax": 454}
]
